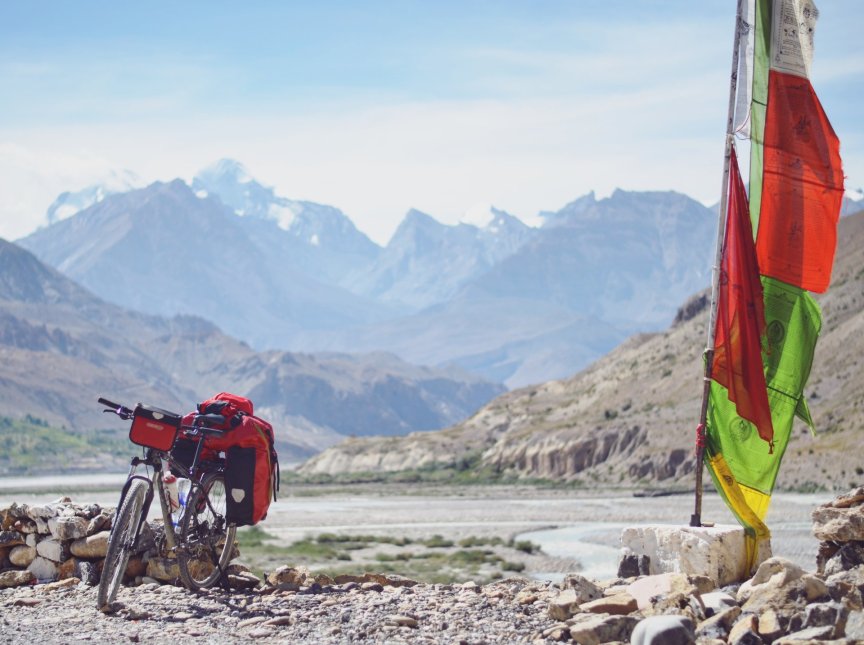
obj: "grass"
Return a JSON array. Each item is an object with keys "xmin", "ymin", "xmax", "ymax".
[{"xmin": 234, "ymin": 527, "xmax": 543, "ymax": 585}]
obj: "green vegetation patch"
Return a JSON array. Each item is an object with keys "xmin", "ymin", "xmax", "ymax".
[
  {"xmin": 235, "ymin": 528, "xmax": 542, "ymax": 585},
  {"xmin": 0, "ymin": 415, "xmax": 128, "ymax": 475}
]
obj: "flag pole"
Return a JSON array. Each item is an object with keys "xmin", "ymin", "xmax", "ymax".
[{"xmin": 691, "ymin": 0, "xmax": 746, "ymax": 528}]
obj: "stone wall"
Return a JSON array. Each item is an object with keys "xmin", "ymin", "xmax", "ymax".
[{"xmin": 0, "ymin": 496, "xmax": 259, "ymax": 589}]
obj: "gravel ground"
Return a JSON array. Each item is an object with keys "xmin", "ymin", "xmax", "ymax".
[
  {"xmin": 1, "ymin": 575, "xmax": 563, "ymax": 645},
  {"xmin": 0, "ymin": 484, "xmax": 832, "ymax": 643}
]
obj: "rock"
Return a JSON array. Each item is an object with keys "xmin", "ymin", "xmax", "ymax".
[
  {"xmin": 0, "ymin": 569, "xmax": 35, "ymax": 588},
  {"xmin": 25, "ymin": 504, "xmax": 55, "ymax": 521},
  {"xmin": 626, "ymin": 572, "xmax": 700, "ymax": 611},
  {"xmin": 823, "ymin": 541, "xmax": 864, "ymax": 576},
  {"xmin": 27, "ymin": 555, "xmax": 59, "ymax": 581},
  {"xmin": 126, "ymin": 556, "xmax": 147, "ymax": 579},
  {"xmin": 618, "ymin": 553, "xmax": 650, "ymax": 578},
  {"xmin": 229, "ymin": 571, "xmax": 262, "ymax": 589},
  {"xmin": 13, "ymin": 518, "xmax": 38, "ymax": 534},
  {"xmin": 384, "ymin": 614, "xmax": 418, "ymax": 628},
  {"xmin": 78, "ymin": 560, "xmax": 101, "ymax": 586},
  {"xmin": 772, "ymin": 625, "xmax": 837, "ymax": 643},
  {"xmin": 826, "ymin": 566, "xmax": 864, "ymax": 609},
  {"xmin": 547, "ymin": 589, "xmax": 581, "ymax": 621},
  {"xmin": 736, "ymin": 556, "xmax": 805, "ymax": 603},
  {"xmin": 696, "ymin": 606, "xmax": 741, "ymax": 641},
  {"xmin": 620, "ymin": 524, "xmax": 770, "ymax": 587},
  {"xmin": 267, "ymin": 565, "xmax": 310, "ymax": 586},
  {"xmin": 812, "ymin": 505, "xmax": 864, "ymax": 542},
  {"xmin": 0, "ymin": 530, "xmax": 26, "ymax": 548},
  {"xmin": 70, "ymin": 530, "xmax": 110, "ymax": 558},
  {"xmin": 58, "ymin": 557, "xmax": 78, "ymax": 579},
  {"xmin": 727, "ymin": 614, "xmax": 761, "ymax": 645},
  {"xmin": 560, "ymin": 573, "xmax": 603, "ymax": 603},
  {"xmin": 40, "ymin": 578, "xmax": 79, "ymax": 592},
  {"xmin": 700, "ymin": 590, "xmax": 738, "ymax": 616},
  {"xmin": 86, "ymin": 513, "xmax": 111, "ymax": 536},
  {"xmin": 35, "ymin": 538, "xmax": 71, "ymax": 562},
  {"xmin": 632, "ymin": 615, "xmax": 696, "ymax": 645},
  {"xmin": 823, "ymin": 486, "xmax": 864, "ymax": 509},
  {"xmin": 360, "ymin": 582, "xmax": 384, "ymax": 592},
  {"xmin": 146, "ymin": 556, "xmax": 180, "ymax": 583},
  {"xmin": 568, "ymin": 613, "xmax": 639, "ymax": 644},
  {"xmin": 755, "ymin": 607, "xmax": 787, "ymax": 642},
  {"xmin": 515, "ymin": 589, "xmax": 538, "ymax": 605},
  {"xmin": 801, "ymin": 601, "xmax": 847, "ymax": 635},
  {"xmin": 49, "ymin": 516, "xmax": 88, "ymax": 541},
  {"xmin": 9, "ymin": 544, "xmax": 37, "ymax": 567},
  {"xmin": 579, "ymin": 592, "xmax": 638, "ymax": 615},
  {"xmin": 845, "ymin": 608, "xmax": 864, "ymax": 641}
]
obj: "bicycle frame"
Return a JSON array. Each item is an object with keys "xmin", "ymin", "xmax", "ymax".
[{"xmin": 113, "ymin": 426, "xmax": 224, "ymax": 554}]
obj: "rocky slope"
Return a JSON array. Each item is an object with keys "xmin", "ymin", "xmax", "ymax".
[{"xmin": 301, "ymin": 210, "xmax": 864, "ymax": 492}]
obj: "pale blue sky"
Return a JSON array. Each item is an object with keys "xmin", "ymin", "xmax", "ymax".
[{"xmin": 1, "ymin": 1, "xmax": 860, "ymax": 243}]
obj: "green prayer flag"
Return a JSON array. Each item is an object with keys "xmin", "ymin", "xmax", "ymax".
[{"xmin": 706, "ymin": 277, "xmax": 822, "ymax": 498}]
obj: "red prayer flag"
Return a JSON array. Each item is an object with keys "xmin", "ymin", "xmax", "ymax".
[
  {"xmin": 756, "ymin": 70, "xmax": 844, "ymax": 293},
  {"xmin": 713, "ymin": 146, "xmax": 774, "ymax": 447}
]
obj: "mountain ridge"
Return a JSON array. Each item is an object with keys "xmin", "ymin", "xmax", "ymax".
[
  {"xmin": 300, "ymin": 209, "xmax": 864, "ymax": 493},
  {"xmin": 0, "ymin": 238, "xmax": 503, "ymax": 463}
]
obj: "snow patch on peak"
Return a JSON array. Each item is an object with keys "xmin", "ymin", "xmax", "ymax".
[
  {"xmin": 195, "ymin": 189, "xmax": 209, "ymax": 199},
  {"xmin": 268, "ymin": 202, "xmax": 299, "ymax": 230}
]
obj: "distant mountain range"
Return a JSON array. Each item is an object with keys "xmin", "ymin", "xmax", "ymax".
[
  {"xmin": 302, "ymin": 209, "xmax": 864, "ymax": 495},
  {"xmin": 0, "ymin": 238, "xmax": 502, "ymax": 464},
  {"xmin": 18, "ymin": 159, "xmax": 727, "ymax": 388}
]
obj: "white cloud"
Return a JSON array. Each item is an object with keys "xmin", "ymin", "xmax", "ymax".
[{"xmin": 0, "ymin": 143, "xmax": 119, "ymax": 240}]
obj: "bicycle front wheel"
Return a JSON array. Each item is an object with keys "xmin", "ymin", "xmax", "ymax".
[
  {"xmin": 97, "ymin": 477, "xmax": 148, "ymax": 610},
  {"xmin": 177, "ymin": 473, "xmax": 237, "ymax": 590}
]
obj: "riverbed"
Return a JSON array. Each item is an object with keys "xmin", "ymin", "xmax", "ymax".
[{"xmin": 0, "ymin": 476, "xmax": 830, "ymax": 581}]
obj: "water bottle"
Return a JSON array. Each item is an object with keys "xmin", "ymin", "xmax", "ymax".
[
  {"xmin": 164, "ymin": 473, "xmax": 180, "ymax": 529},
  {"xmin": 177, "ymin": 477, "xmax": 191, "ymax": 520},
  {"xmin": 164, "ymin": 472, "xmax": 179, "ymax": 513}
]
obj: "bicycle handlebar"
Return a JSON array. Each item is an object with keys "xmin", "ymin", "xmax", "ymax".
[
  {"xmin": 98, "ymin": 397, "xmax": 228, "ymax": 436},
  {"xmin": 99, "ymin": 397, "xmax": 134, "ymax": 420}
]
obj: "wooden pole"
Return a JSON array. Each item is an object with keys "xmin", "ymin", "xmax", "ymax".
[{"xmin": 691, "ymin": 0, "xmax": 747, "ymax": 528}]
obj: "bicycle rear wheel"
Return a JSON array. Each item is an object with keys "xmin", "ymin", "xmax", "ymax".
[
  {"xmin": 177, "ymin": 472, "xmax": 237, "ymax": 590},
  {"xmin": 97, "ymin": 478, "xmax": 148, "ymax": 610}
]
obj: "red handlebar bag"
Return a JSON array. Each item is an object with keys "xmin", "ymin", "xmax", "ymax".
[{"xmin": 129, "ymin": 404, "xmax": 181, "ymax": 452}]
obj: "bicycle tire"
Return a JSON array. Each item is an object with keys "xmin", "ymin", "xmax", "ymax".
[
  {"xmin": 97, "ymin": 478, "xmax": 148, "ymax": 609},
  {"xmin": 177, "ymin": 472, "xmax": 237, "ymax": 590}
]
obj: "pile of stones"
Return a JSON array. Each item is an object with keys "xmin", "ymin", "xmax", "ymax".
[
  {"xmin": 0, "ymin": 496, "xmax": 257, "ymax": 590},
  {"xmin": 0, "ymin": 498, "xmax": 115, "ymax": 588}
]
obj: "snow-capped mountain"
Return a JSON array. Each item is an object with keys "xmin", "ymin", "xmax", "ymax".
[
  {"xmin": 21, "ymin": 160, "xmax": 718, "ymax": 388},
  {"xmin": 45, "ymin": 169, "xmax": 143, "ymax": 225},
  {"xmin": 191, "ymin": 159, "xmax": 379, "ymax": 282},
  {"xmin": 19, "ymin": 179, "xmax": 387, "ymax": 350}
]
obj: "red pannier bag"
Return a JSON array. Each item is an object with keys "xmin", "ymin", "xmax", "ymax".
[
  {"xmin": 197, "ymin": 392, "xmax": 254, "ymax": 428},
  {"xmin": 205, "ymin": 414, "xmax": 278, "ymax": 526}
]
